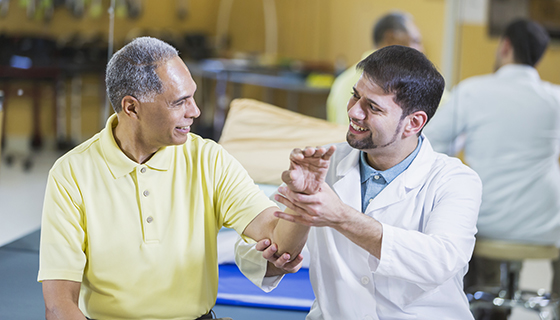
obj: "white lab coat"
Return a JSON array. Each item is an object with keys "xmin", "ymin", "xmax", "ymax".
[{"xmin": 237, "ymin": 136, "xmax": 482, "ymax": 320}]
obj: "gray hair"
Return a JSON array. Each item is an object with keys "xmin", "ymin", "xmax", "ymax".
[
  {"xmin": 105, "ymin": 36, "xmax": 179, "ymax": 113},
  {"xmin": 372, "ymin": 12, "xmax": 411, "ymax": 47}
]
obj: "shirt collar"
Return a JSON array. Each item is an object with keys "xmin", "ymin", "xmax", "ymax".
[
  {"xmin": 100, "ymin": 114, "xmax": 174, "ymax": 179},
  {"xmin": 495, "ymin": 64, "xmax": 540, "ymax": 82},
  {"xmin": 359, "ymin": 136, "xmax": 423, "ymax": 184}
]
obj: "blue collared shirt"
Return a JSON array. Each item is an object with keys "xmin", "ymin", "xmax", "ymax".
[{"xmin": 359, "ymin": 136, "xmax": 423, "ymax": 212}]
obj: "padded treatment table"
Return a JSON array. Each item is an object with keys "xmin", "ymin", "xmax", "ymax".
[{"xmin": 217, "ymin": 264, "xmax": 315, "ymax": 311}]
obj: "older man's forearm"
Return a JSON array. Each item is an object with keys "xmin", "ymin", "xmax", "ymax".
[{"xmin": 272, "ymin": 218, "xmax": 310, "ymax": 259}]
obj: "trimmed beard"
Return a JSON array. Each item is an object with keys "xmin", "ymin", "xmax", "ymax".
[{"xmin": 346, "ymin": 120, "xmax": 403, "ymax": 150}]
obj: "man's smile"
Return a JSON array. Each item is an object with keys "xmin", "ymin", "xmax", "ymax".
[{"xmin": 350, "ymin": 121, "xmax": 368, "ymax": 132}]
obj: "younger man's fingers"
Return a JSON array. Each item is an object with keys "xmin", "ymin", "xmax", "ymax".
[
  {"xmin": 261, "ymin": 243, "xmax": 278, "ymax": 260},
  {"xmin": 255, "ymin": 239, "xmax": 272, "ymax": 251},
  {"xmin": 272, "ymin": 253, "xmax": 291, "ymax": 268},
  {"xmin": 284, "ymin": 254, "xmax": 304, "ymax": 273}
]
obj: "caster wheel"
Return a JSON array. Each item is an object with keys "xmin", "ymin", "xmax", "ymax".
[
  {"xmin": 5, "ymin": 154, "xmax": 14, "ymax": 166},
  {"xmin": 23, "ymin": 158, "xmax": 33, "ymax": 171}
]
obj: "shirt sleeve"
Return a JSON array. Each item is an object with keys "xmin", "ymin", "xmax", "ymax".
[
  {"xmin": 234, "ymin": 237, "xmax": 283, "ymax": 292},
  {"xmin": 38, "ymin": 169, "xmax": 87, "ymax": 283},
  {"xmin": 213, "ymin": 146, "xmax": 277, "ymax": 240},
  {"xmin": 326, "ymin": 65, "xmax": 359, "ymax": 126},
  {"xmin": 372, "ymin": 164, "xmax": 482, "ymax": 291}
]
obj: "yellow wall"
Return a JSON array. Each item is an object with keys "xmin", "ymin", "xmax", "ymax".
[
  {"xmin": 458, "ymin": 24, "xmax": 560, "ymax": 84},
  {"xmin": 226, "ymin": 0, "xmax": 446, "ymax": 69},
  {"xmin": 222, "ymin": 0, "xmax": 447, "ymax": 121},
  {"xmin": 326, "ymin": 0, "xmax": 446, "ymax": 70}
]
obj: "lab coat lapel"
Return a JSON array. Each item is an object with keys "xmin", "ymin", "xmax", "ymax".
[
  {"xmin": 366, "ymin": 135, "xmax": 436, "ymax": 213},
  {"xmin": 366, "ymin": 175, "xmax": 406, "ymax": 213},
  {"xmin": 332, "ymin": 149, "xmax": 362, "ymax": 212}
]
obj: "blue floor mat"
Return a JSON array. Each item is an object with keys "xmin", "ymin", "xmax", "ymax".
[{"xmin": 217, "ymin": 264, "xmax": 315, "ymax": 311}]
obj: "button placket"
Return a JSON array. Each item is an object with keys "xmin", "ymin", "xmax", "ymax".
[{"xmin": 137, "ymin": 167, "xmax": 158, "ymax": 243}]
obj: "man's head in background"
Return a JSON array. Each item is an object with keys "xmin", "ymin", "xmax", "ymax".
[
  {"xmin": 494, "ymin": 19, "xmax": 550, "ymax": 71},
  {"xmin": 372, "ymin": 11, "xmax": 423, "ymax": 52}
]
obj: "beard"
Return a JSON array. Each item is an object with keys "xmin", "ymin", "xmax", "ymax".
[
  {"xmin": 346, "ymin": 120, "xmax": 403, "ymax": 150},
  {"xmin": 347, "ymin": 130, "xmax": 376, "ymax": 150}
]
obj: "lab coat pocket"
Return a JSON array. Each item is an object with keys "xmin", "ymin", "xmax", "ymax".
[{"xmin": 379, "ymin": 275, "xmax": 440, "ymax": 310}]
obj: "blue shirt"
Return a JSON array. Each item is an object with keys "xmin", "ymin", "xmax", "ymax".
[{"xmin": 359, "ymin": 136, "xmax": 423, "ymax": 212}]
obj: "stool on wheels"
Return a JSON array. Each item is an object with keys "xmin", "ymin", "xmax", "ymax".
[{"xmin": 467, "ymin": 239, "xmax": 560, "ymax": 319}]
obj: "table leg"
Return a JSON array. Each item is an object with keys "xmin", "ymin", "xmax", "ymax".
[
  {"xmin": 286, "ymin": 91, "xmax": 299, "ymax": 112},
  {"xmin": 70, "ymin": 75, "xmax": 82, "ymax": 145},
  {"xmin": 30, "ymin": 81, "xmax": 42, "ymax": 150},
  {"xmin": 0, "ymin": 83, "xmax": 7, "ymax": 152}
]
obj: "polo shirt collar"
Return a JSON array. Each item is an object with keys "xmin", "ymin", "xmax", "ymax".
[{"xmin": 100, "ymin": 114, "xmax": 174, "ymax": 179}]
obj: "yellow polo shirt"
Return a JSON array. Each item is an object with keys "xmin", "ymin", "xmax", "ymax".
[{"xmin": 38, "ymin": 114, "xmax": 275, "ymax": 320}]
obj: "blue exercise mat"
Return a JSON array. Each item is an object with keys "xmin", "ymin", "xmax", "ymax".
[{"xmin": 217, "ymin": 264, "xmax": 315, "ymax": 311}]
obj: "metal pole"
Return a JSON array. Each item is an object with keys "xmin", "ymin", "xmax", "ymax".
[
  {"xmin": 101, "ymin": 0, "xmax": 116, "ymax": 128},
  {"xmin": 441, "ymin": 0, "xmax": 461, "ymax": 89}
]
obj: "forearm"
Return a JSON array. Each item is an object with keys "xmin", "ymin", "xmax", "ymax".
[
  {"xmin": 374, "ymin": 224, "xmax": 474, "ymax": 287},
  {"xmin": 45, "ymin": 302, "xmax": 87, "ymax": 320},
  {"xmin": 271, "ymin": 215, "xmax": 310, "ymax": 259},
  {"xmin": 335, "ymin": 208, "xmax": 383, "ymax": 259},
  {"xmin": 265, "ymin": 261, "xmax": 291, "ymax": 277},
  {"xmin": 243, "ymin": 207, "xmax": 309, "ymax": 261},
  {"xmin": 43, "ymin": 280, "xmax": 85, "ymax": 320}
]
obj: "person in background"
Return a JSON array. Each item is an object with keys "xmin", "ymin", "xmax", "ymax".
[
  {"xmin": 424, "ymin": 19, "xmax": 560, "ymax": 320},
  {"xmin": 326, "ymin": 11, "xmax": 423, "ymax": 126},
  {"xmin": 238, "ymin": 45, "xmax": 482, "ymax": 319},
  {"xmin": 38, "ymin": 37, "xmax": 307, "ymax": 320}
]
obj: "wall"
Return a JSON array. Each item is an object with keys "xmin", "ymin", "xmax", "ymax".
[
  {"xmin": 220, "ymin": 0, "xmax": 447, "ymax": 128},
  {"xmin": 458, "ymin": 24, "xmax": 560, "ymax": 84},
  {"xmin": 225, "ymin": 0, "xmax": 446, "ymax": 69}
]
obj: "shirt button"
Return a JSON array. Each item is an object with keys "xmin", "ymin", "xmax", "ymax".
[
  {"xmin": 140, "ymin": 167, "xmax": 146, "ymax": 173},
  {"xmin": 361, "ymin": 276, "xmax": 370, "ymax": 285},
  {"xmin": 374, "ymin": 175, "xmax": 380, "ymax": 180},
  {"xmin": 368, "ymin": 198, "xmax": 373, "ymax": 203},
  {"xmin": 146, "ymin": 216, "xmax": 154, "ymax": 223},
  {"xmin": 143, "ymin": 190, "xmax": 150, "ymax": 197}
]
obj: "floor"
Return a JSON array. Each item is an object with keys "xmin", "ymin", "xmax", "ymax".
[{"xmin": 0, "ymin": 144, "xmax": 553, "ymax": 319}]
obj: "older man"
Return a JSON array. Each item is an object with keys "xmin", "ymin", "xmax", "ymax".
[{"xmin": 38, "ymin": 37, "xmax": 308, "ymax": 320}]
